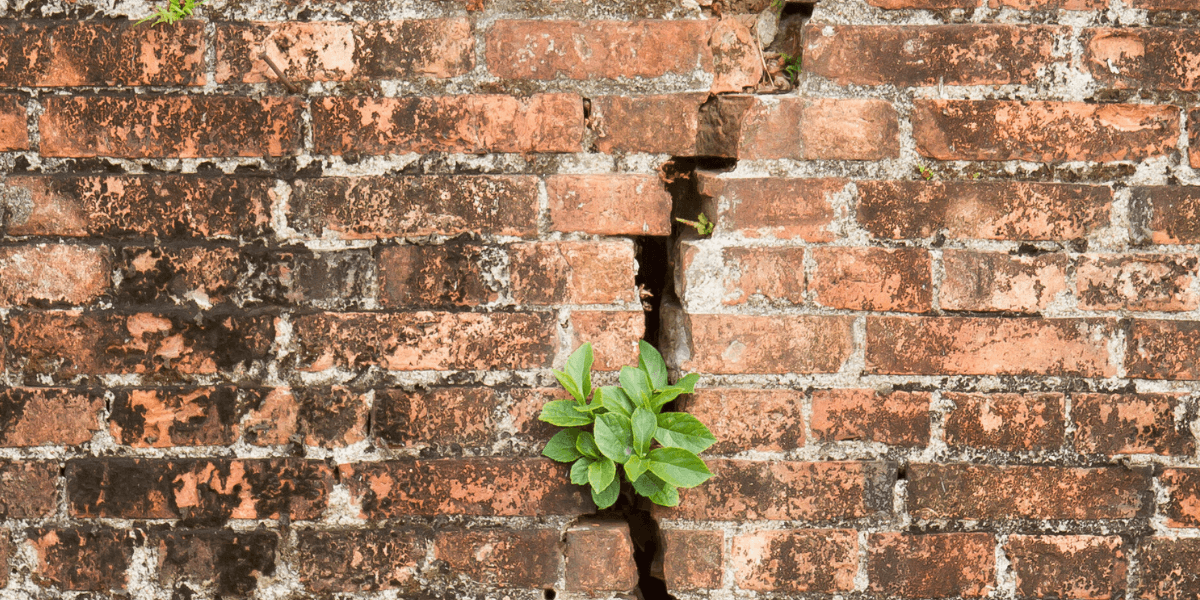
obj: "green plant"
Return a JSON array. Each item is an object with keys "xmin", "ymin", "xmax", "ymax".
[
  {"xmin": 137, "ymin": 0, "xmax": 205, "ymax": 25},
  {"xmin": 917, "ymin": 164, "xmax": 935, "ymax": 181},
  {"xmin": 779, "ymin": 51, "xmax": 803, "ymax": 84},
  {"xmin": 538, "ymin": 342, "xmax": 715, "ymax": 509},
  {"xmin": 676, "ymin": 213, "xmax": 715, "ymax": 235}
]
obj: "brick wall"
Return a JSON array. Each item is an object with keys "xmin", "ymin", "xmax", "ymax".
[{"xmin": 0, "ymin": 0, "xmax": 1198, "ymax": 598}]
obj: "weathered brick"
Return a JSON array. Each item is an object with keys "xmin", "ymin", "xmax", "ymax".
[
  {"xmin": 1084, "ymin": 28, "xmax": 1200, "ymax": 92},
  {"xmin": 67, "ymin": 458, "xmax": 334, "ymax": 520},
  {"xmin": 1007, "ymin": 535, "xmax": 1125, "ymax": 600},
  {"xmin": 312, "ymin": 94, "xmax": 583, "ymax": 155},
  {"xmin": 857, "ymin": 181, "xmax": 1112, "ymax": 241},
  {"xmin": 374, "ymin": 387, "xmax": 499, "ymax": 448},
  {"xmin": 709, "ymin": 16, "xmax": 762, "ymax": 93},
  {"xmin": 1126, "ymin": 319, "xmax": 1200, "ymax": 380},
  {"xmin": 678, "ymin": 314, "xmax": 854, "ymax": 374},
  {"xmin": 293, "ymin": 312, "xmax": 556, "ymax": 371},
  {"xmin": 547, "ymin": 174, "xmax": 672, "ymax": 236},
  {"xmin": 678, "ymin": 245, "xmax": 806, "ymax": 307},
  {"xmin": 506, "ymin": 387, "xmax": 564, "ymax": 445},
  {"xmin": 811, "ymin": 389, "xmax": 930, "ymax": 447},
  {"xmin": 343, "ymin": 458, "xmax": 592, "ymax": 517},
  {"xmin": 943, "ymin": 392, "xmax": 1065, "ymax": 452},
  {"xmin": 866, "ymin": 317, "xmax": 1114, "ymax": 377},
  {"xmin": 662, "ymin": 530, "xmax": 724, "ymax": 591},
  {"xmin": 565, "ymin": 520, "xmax": 639, "ymax": 593},
  {"xmin": 216, "ymin": 20, "xmax": 473, "ymax": 83},
  {"xmin": 0, "ymin": 461, "xmax": 58, "ymax": 518},
  {"xmin": 241, "ymin": 387, "xmax": 369, "ymax": 448},
  {"xmin": 298, "ymin": 528, "xmax": 428, "ymax": 593},
  {"xmin": 155, "ymin": 529, "xmax": 278, "ymax": 596},
  {"xmin": 1138, "ymin": 186, "xmax": 1200, "ymax": 244},
  {"xmin": 908, "ymin": 464, "xmax": 1149, "ymax": 520},
  {"xmin": 378, "ymin": 244, "xmax": 497, "ymax": 307},
  {"xmin": 1131, "ymin": 0, "xmax": 1196, "ymax": 7},
  {"xmin": 28, "ymin": 528, "xmax": 135, "ymax": 591},
  {"xmin": 732, "ymin": 529, "xmax": 857, "ymax": 593},
  {"xmin": 912, "ymin": 100, "xmax": 1178, "ymax": 163},
  {"xmin": 2, "ymin": 176, "xmax": 275, "ymax": 239},
  {"xmin": 435, "ymin": 528, "xmax": 560, "ymax": 588},
  {"xmin": 1073, "ymin": 393, "xmax": 1193, "ymax": 456},
  {"xmin": 591, "ymin": 94, "xmax": 706, "ymax": 154},
  {"xmin": 696, "ymin": 174, "xmax": 843, "ymax": 241},
  {"xmin": 5, "ymin": 312, "xmax": 274, "ymax": 381},
  {"xmin": 940, "ymin": 250, "xmax": 1069, "ymax": 312},
  {"xmin": 867, "ymin": 0, "xmax": 974, "ymax": 7},
  {"xmin": 698, "ymin": 96, "xmax": 899, "ymax": 160},
  {"xmin": 291, "ymin": 176, "xmax": 539, "ymax": 239},
  {"xmin": 1191, "ymin": 110, "xmax": 1199, "ymax": 169},
  {"xmin": 658, "ymin": 460, "xmax": 891, "ymax": 521},
  {"xmin": 1136, "ymin": 538, "xmax": 1200, "ymax": 599},
  {"xmin": 868, "ymin": 533, "xmax": 995, "ymax": 598},
  {"xmin": 1160, "ymin": 469, "xmax": 1200, "ymax": 528},
  {"xmin": 810, "ymin": 247, "xmax": 932, "ymax": 312},
  {"xmin": 1077, "ymin": 254, "xmax": 1197, "ymax": 311},
  {"xmin": 487, "ymin": 20, "xmax": 712, "ymax": 80},
  {"xmin": 0, "ymin": 94, "xmax": 27, "ymax": 151},
  {"xmin": 109, "ymin": 387, "xmax": 247, "ymax": 448},
  {"xmin": 570, "ymin": 310, "xmax": 644, "ymax": 371},
  {"xmin": 0, "ymin": 532, "xmax": 8, "ymax": 588},
  {"xmin": 40, "ymin": 96, "xmax": 302, "ymax": 158},
  {"xmin": 806, "ymin": 25, "xmax": 1062, "ymax": 86},
  {"xmin": 679, "ymin": 388, "xmax": 805, "ymax": 453},
  {"xmin": 0, "ymin": 388, "xmax": 103, "ymax": 446},
  {"xmin": 0, "ymin": 21, "xmax": 204, "ymax": 86},
  {"xmin": 991, "ymin": 0, "xmax": 1106, "ymax": 7},
  {"xmin": 0, "ymin": 244, "xmax": 111, "ymax": 307},
  {"xmin": 510, "ymin": 240, "xmax": 637, "ymax": 305}
]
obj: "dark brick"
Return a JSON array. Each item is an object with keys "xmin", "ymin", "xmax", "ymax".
[
  {"xmin": 944, "ymin": 392, "xmax": 1066, "ymax": 452},
  {"xmin": 663, "ymin": 530, "xmax": 723, "ymax": 591},
  {"xmin": 155, "ymin": 529, "xmax": 278, "ymax": 596},
  {"xmin": 29, "ymin": 527, "xmax": 137, "ymax": 592},
  {"xmin": 0, "ymin": 21, "xmax": 204, "ymax": 86},
  {"xmin": 1084, "ymin": 28, "xmax": 1200, "ymax": 92},
  {"xmin": 1127, "ymin": 319, "xmax": 1200, "ymax": 380},
  {"xmin": 1161, "ymin": 469, "xmax": 1200, "ymax": 528},
  {"xmin": 1136, "ymin": 538, "xmax": 1200, "ymax": 599},
  {"xmin": 868, "ymin": 533, "xmax": 995, "ymax": 598},
  {"xmin": 0, "ymin": 461, "xmax": 58, "ymax": 518},
  {"xmin": 377, "ymin": 243, "xmax": 497, "ymax": 307},
  {"xmin": 298, "ymin": 528, "xmax": 429, "ymax": 593},
  {"xmin": 0, "ymin": 388, "xmax": 104, "ymax": 446},
  {"xmin": 1137, "ymin": 186, "xmax": 1200, "ymax": 244},
  {"xmin": 435, "ymin": 528, "xmax": 560, "ymax": 588},
  {"xmin": 811, "ymin": 389, "xmax": 930, "ymax": 447},
  {"xmin": 374, "ymin": 387, "xmax": 499, "ymax": 448},
  {"xmin": 242, "ymin": 387, "xmax": 369, "ymax": 447},
  {"xmin": 1007, "ymin": 535, "xmax": 1125, "ymax": 600},
  {"xmin": 109, "ymin": 387, "xmax": 248, "ymax": 448},
  {"xmin": 731, "ymin": 529, "xmax": 857, "ymax": 592}
]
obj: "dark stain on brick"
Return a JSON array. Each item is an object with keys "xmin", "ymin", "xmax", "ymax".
[
  {"xmin": 297, "ymin": 528, "xmax": 430, "ymax": 593},
  {"xmin": 28, "ymin": 527, "xmax": 139, "ymax": 592},
  {"xmin": 109, "ymin": 387, "xmax": 249, "ymax": 447},
  {"xmin": 156, "ymin": 529, "xmax": 278, "ymax": 596},
  {"xmin": 378, "ymin": 243, "xmax": 498, "ymax": 307},
  {"xmin": 0, "ymin": 460, "xmax": 59, "ymax": 518}
]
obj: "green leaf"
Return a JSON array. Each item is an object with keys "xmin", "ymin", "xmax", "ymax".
[
  {"xmin": 631, "ymin": 472, "xmax": 665, "ymax": 497},
  {"xmin": 589, "ymin": 457, "xmax": 616, "ymax": 494},
  {"xmin": 675, "ymin": 372, "xmax": 700, "ymax": 394},
  {"xmin": 565, "ymin": 343, "xmax": 594, "ymax": 401},
  {"xmin": 631, "ymin": 407, "xmax": 656, "ymax": 456},
  {"xmin": 570, "ymin": 457, "xmax": 594, "ymax": 485},
  {"xmin": 599, "ymin": 386, "xmax": 635, "ymax": 418},
  {"xmin": 591, "ymin": 476, "xmax": 620, "ymax": 509},
  {"xmin": 654, "ymin": 413, "xmax": 717, "ymax": 454},
  {"xmin": 542, "ymin": 428, "xmax": 583, "ymax": 462},
  {"xmin": 553, "ymin": 369, "xmax": 583, "ymax": 403},
  {"xmin": 650, "ymin": 387, "xmax": 687, "ymax": 411},
  {"xmin": 650, "ymin": 483, "xmax": 680, "ymax": 507},
  {"xmin": 638, "ymin": 340, "xmax": 669, "ymax": 390},
  {"xmin": 647, "ymin": 447, "xmax": 713, "ymax": 489},
  {"xmin": 576, "ymin": 431, "xmax": 601, "ymax": 459},
  {"xmin": 539, "ymin": 400, "xmax": 593, "ymax": 427},
  {"xmin": 620, "ymin": 366, "xmax": 653, "ymax": 408},
  {"xmin": 595, "ymin": 413, "xmax": 634, "ymax": 464},
  {"xmin": 624, "ymin": 454, "xmax": 649, "ymax": 482}
]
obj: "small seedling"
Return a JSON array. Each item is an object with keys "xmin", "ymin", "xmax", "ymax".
[
  {"xmin": 917, "ymin": 164, "xmax": 935, "ymax": 181},
  {"xmin": 676, "ymin": 213, "xmax": 715, "ymax": 235},
  {"xmin": 779, "ymin": 51, "xmax": 803, "ymax": 84},
  {"xmin": 538, "ymin": 342, "xmax": 716, "ymax": 509},
  {"xmin": 972, "ymin": 172, "xmax": 982, "ymax": 180},
  {"xmin": 138, "ymin": 0, "xmax": 205, "ymax": 25},
  {"xmin": 771, "ymin": 0, "xmax": 786, "ymax": 12}
]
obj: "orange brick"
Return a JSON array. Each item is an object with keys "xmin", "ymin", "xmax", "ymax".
[
  {"xmin": 663, "ymin": 530, "xmax": 724, "ymax": 591},
  {"xmin": 241, "ymin": 387, "xmax": 369, "ymax": 448},
  {"xmin": 564, "ymin": 520, "xmax": 638, "ymax": 593},
  {"xmin": 696, "ymin": 174, "xmax": 842, "ymax": 241},
  {"xmin": 679, "ymin": 244, "xmax": 806, "ymax": 307},
  {"xmin": 547, "ymin": 174, "xmax": 671, "ymax": 235},
  {"xmin": 680, "ymin": 388, "xmax": 805, "ymax": 453},
  {"xmin": 732, "ymin": 529, "xmax": 858, "ymax": 593},
  {"xmin": 510, "ymin": 240, "xmax": 637, "ymax": 305},
  {"xmin": 1192, "ymin": 110, "xmax": 1200, "ymax": 169},
  {"xmin": 699, "ymin": 96, "xmax": 899, "ymax": 160},
  {"xmin": 1138, "ymin": 186, "xmax": 1200, "ymax": 244},
  {"xmin": 991, "ymin": 0, "xmax": 1105, "ymax": 6},
  {"xmin": 867, "ymin": 0, "xmax": 974, "ymax": 6},
  {"xmin": 110, "ymin": 388, "xmax": 244, "ymax": 448},
  {"xmin": 0, "ymin": 94, "xmax": 27, "ymax": 151},
  {"xmin": 0, "ymin": 244, "xmax": 111, "ymax": 307},
  {"xmin": 378, "ymin": 244, "xmax": 498, "ymax": 307},
  {"xmin": 943, "ymin": 392, "xmax": 1065, "ymax": 452},
  {"xmin": 678, "ymin": 314, "xmax": 854, "ymax": 374},
  {"xmin": 1072, "ymin": 393, "xmax": 1193, "ymax": 456},
  {"xmin": 1161, "ymin": 469, "xmax": 1200, "ymax": 527},
  {"xmin": 1076, "ymin": 254, "xmax": 1198, "ymax": 311},
  {"xmin": 591, "ymin": 94, "xmax": 706, "ymax": 155},
  {"xmin": 869, "ymin": 533, "xmax": 995, "ymax": 598},
  {"xmin": 1126, "ymin": 319, "xmax": 1200, "ymax": 380},
  {"xmin": 811, "ymin": 389, "xmax": 930, "ymax": 447},
  {"xmin": 0, "ymin": 389, "xmax": 103, "ymax": 446},
  {"xmin": 374, "ymin": 388, "xmax": 499, "ymax": 448},
  {"xmin": 1007, "ymin": 536, "xmax": 1125, "ymax": 600},
  {"xmin": 810, "ymin": 247, "xmax": 931, "ymax": 312},
  {"xmin": 941, "ymin": 250, "xmax": 1069, "ymax": 312},
  {"xmin": 435, "ymin": 529, "xmax": 559, "ymax": 588},
  {"xmin": 569, "ymin": 310, "xmax": 643, "ymax": 371},
  {"xmin": 0, "ymin": 21, "xmax": 204, "ymax": 86},
  {"xmin": 1084, "ymin": 28, "xmax": 1200, "ymax": 92}
]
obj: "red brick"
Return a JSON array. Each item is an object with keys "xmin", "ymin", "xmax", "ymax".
[
  {"xmin": 154, "ymin": 529, "xmax": 278, "ymax": 596},
  {"xmin": 293, "ymin": 312, "xmax": 556, "ymax": 372},
  {"xmin": 1137, "ymin": 538, "xmax": 1200, "ymax": 599},
  {"xmin": 216, "ymin": 20, "xmax": 473, "ymax": 83},
  {"xmin": 343, "ymin": 458, "xmax": 592, "ymax": 517},
  {"xmin": 1160, "ymin": 469, "xmax": 1200, "ymax": 527},
  {"xmin": 565, "ymin": 520, "xmax": 639, "ymax": 593},
  {"xmin": 812, "ymin": 389, "xmax": 930, "ymax": 447},
  {"xmin": 867, "ymin": 0, "xmax": 974, "ymax": 7},
  {"xmin": 678, "ymin": 244, "xmax": 806, "ymax": 307},
  {"xmin": 1131, "ymin": 0, "xmax": 1196, "ymax": 7},
  {"xmin": 1073, "ymin": 393, "xmax": 1193, "ymax": 456},
  {"xmin": 312, "ymin": 94, "xmax": 583, "ymax": 155},
  {"xmin": 487, "ymin": 20, "xmax": 712, "ymax": 80},
  {"xmin": 732, "ymin": 529, "xmax": 857, "ymax": 593},
  {"xmin": 696, "ymin": 174, "xmax": 843, "ymax": 241},
  {"xmin": 378, "ymin": 244, "xmax": 496, "ymax": 307},
  {"xmin": 943, "ymin": 392, "xmax": 1065, "ymax": 452},
  {"xmin": 1076, "ymin": 254, "xmax": 1198, "ymax": 311},
  {"xmin": 40, "ymin": 96, "xmax": 302, "ymax": 158},
  {"xmin": 1127, "ymin": 319, "xmax": 1200, "ymax": 380},
  {"xmin": 109, "ymin": 388, "xmax": 245, "ymax": 448},
  {"xmin": 292, "ymin": 176, "xmax": 538, "ymax": 240},
  {"xmin": 868, "ymin": 533, "xmax": 995, "ymax": 598},
  {"xmin": 941, "ymin": 250, "xmax": 1069, "ymax": 312},
  {"xmin": 908, "ymin": 464, "xmax": 1149, "ymax": 520},
  {"xmin": 1191, "ymin": 110, "xmax": 1199, "ymax": 169},
  {"xmin": 547, "ymin": 174, "xmax": 672, "ymax": 236},
  {"xmin": 241, "ymin": 387, "xmax": 368, "ymax": 448},
  {"xmin": 0, "ymin": 94, "xmax": 26, "ymax": 151},
  {"xmin": 658, "ymin": 460, "xmax": 891, "ymax": 521},
  {"xmin": 912, "ymin": 100, "xmax": 1178, "ymax": 163},
  {"xmin": 0, "ymin": 388, "xmax": 103, "ymax": 446},
  {"xmin": 510, "ymin": 240, "xmax": 637, "ymax": 305},
  {"xmin": 591, "ymin": 94, "xmax": 706, "ymax": 154},
  {"xmin": 374, "ymin": 387, "xmax": 498, "ymax": 448},
  {"xmin": 811, "ymin": 247, "xmax": 932, "ymax": 312},
  {"xmin": 662, "ymin": 530, "xmax": 723, "ymax": 591},
  {"xmin": 28, "ymin": 528, "xmax": 135, "ymax": 592},
  {"xmin": 298, "ymin": 528, "xmax": 427, "ymax": 593},
  {"xmin": 709, "ymin": 16, "xmax": 761, "ymax": 93},
  {"xmin": 435, "ymin": 528, "xmax": 560, "ymax": 588},
  {"xmin": 857, "ymin": 181, "xmax": 1112, "ymax": 241},
  {"xmin": 0, "ymin": 533, "xmax": 8, "ymax": 587},
  {"xmin": 679, "ymin": 388, "xmax": 805, "ymax": 453},
  {"xmin": 806, "ymin": 25, "xmax": 1062, "ymax": 87},
  {"xmin": 699, "ymin": 96, "xmax": 899, "ymax": 160},
  {"xmin": 506, "ymin": 387, "xmax": 566, "ymax": 445},
  {"xmin": 1085, "ymin": 28, "xmax": 1200, "ymax": 92},
  {"xmin": 991, "ymin": 0, "xmax": 1106, "ymax": 7},
  {"xmin": 0, "ymin": 244, "xmax": 110, "ymax": 307},
  {"xmin": 570, "ymin": 310, "xmax": 644, "ymax": 371},
  {"xmin": 2, "ymin": 176, "xmax": 274, "ymax": 239},
  {"xmin": 866, "ymin": 317, "xmax": 1114, "ymax": 377},
  {"xmin": 1139, "ymin": 186, "xmax": 1200, "ymax": 244},
  {"xmin": 677, "ymin": 314, "xmax": 854, "ymax": 374},
  {"xmin": 0, "ymin": 21, "xmax": 204, "ymax": 86},
  {"xmin": 0, "ymin": 461, "xmax": 59, "ymax": 518},
  {"xmin": 1007, "ymin": 535, "xmax": 1126, "ymax": 600}
]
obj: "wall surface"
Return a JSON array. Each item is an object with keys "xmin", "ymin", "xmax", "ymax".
[{"xmin": 0, "ymin": 0, "xmax": 1199, "ymax": 598}]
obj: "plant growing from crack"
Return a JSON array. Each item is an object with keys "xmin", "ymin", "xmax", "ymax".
[
  {"xmin": 778, "ymin": 51, "xmax": 803, "ymax": 84},
  {"xmin": 539, "ymin": 342, "xmax": 715, "ymax": 509},
  {"xmin": 676, "ymin": 213, "xmax": 715, "ymax": 236},
  {"xmin": 137, "ymin": 0, "xmax": 205, "ymax": 24}
]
